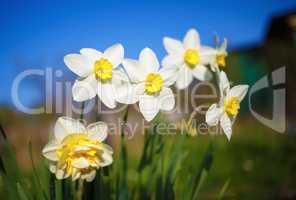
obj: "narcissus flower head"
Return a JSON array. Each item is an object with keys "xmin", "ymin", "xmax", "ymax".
[
  {"xmin": 209, "ymin": 39, "xmax": 228, "ymax": 72},
  {"xmin": 64, "ymin": 44, "xmax": 128, "ymax": 109},
  {"xmin": 205, "ymin": 71, "xmax": 248, "ymax": 140},
  {"xmin": 119, "ymin": 48, "xmax": 177, "ymax": 121},
  {"xmin": 42, "ymin": 117, "xmax": 113, "ymax": 182},
  {"xmin": 162, "ymin": 28, "xmax": 216, "ymax": 90}
]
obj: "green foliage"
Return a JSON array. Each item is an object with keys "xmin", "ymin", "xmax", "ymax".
[{"xmin": 1, "ymin": 119, "xmax": 296, "ymax": 200}]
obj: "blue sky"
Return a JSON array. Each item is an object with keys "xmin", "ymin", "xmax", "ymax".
[{"xmin": 0, "ymin": 0, "xmax": 295, "ymax": 107}]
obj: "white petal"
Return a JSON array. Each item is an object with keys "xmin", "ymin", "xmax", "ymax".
[
  {"xmin": 87, "ymin": 121, "xmax": 108, "ymax": 142},
  {"xmin": 49, "ymin": 164, "xmax": 57, "ymax": 173},
  {"xmin": 42, "ymin": 140, "xmax": 59, "ymax": 161},
  {"xmin": 100, "ymin": 152, "xmax": 113, "ymax": 167},
  {"xmin": 122, "ymin": 59, "xmax": 146, "ymax": 82},
  {"xmin": 205, "ymin": 104, "xmax": 222, "ymax": 126},
  {"xmin": 71, "ymin": 168, "xmax": 81, "ymax": 181},
  {"xmin": 139, "ymin": 48, "xmax": 159, "ymax": 72},
  {"xmin": 83, "ymin": 170, "xmax": 96, "ymax": 182},
  {"xmin": 74, "ymin": 146, "xmax": 91, "ymax": 153},
  {"xmin": 56, "ymin": 169, "xmax": 67, "ymax": 180},
  {"xmin": 72, "ymin": 75, "xmax": 97, "ymax": 102},
  {"xmin": 161, "ymin": 54, "xmax": 184, "ymax": 68},
  {"xmin": 219, "ymin": 71, "xmax": 230, "ymax": 93},
  {"xmin": 103, "ymin": 43, "xmax": 124, "ymax": 68},
  {"xmin": 72, "ymin": 157, "xmax": 89, "ymax": 169},
  {"xmin": 228, "ymin": 85, "xmax": 249, "ymax": 101},
  {"xmin": 80, "ymin": 48, "xmax": 102, "ymax": 63},
  {"xmin": 139, "ymin": 94, "xmax": 159, "ymax": 121},
  {"xmin": 175, "ymin": 66, "xmax": 193, "ymax": 90},
  {"xmin": 54, "ymin": 117, "xmax": 86, "ymax": 141},
  {"xmin": 200, "ymin": 46, "xmax": 216, "ymax": 65},
  {"xmin": 191, "ymin": 65, "xmax": 212, "ymax": 81},
  {"xmin": 220, "ymin": 113, "xmax": 232, "ymax": 141},
  {"xmin": 101, "ymin": 143, "xmax": 114, "ymax": 154},
  {"xmin": 163, "ymin": 37, "xmax": 184, "ymax": 54},
  {"xmin": 97, "ymin": 82, "xmax": 116, "ymax": 109},
  {"xmin": 158, "ymin": 87, "xmax": 175, "ymax": 111},
  {"xmin": 116, "ymin": 82, "xmax": 144, "ymax": 104},
  {"xmin": 159, "ymin": 66, "xmax": 178, "ymax": 86},
  {"xmin": 64, "ymin": 54, "xmax": 92, "ymax": 77},
  {"xmin": 183, "ymin": 29, "xmax": 200, "ymax": 49},
  {"xmin": 221, "ymin": 39, "xmax": 227, "ymax": 51},
  {"xmin": 112, "ymin": 68, "xmax": 130, "ymax": 83}
]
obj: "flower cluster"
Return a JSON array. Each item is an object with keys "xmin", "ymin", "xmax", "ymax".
[{"xmin": 42, "ymin": 28, "xmax": 249, "ymax": 182}]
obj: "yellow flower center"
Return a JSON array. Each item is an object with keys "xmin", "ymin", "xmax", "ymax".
[
  {"xmin": 216, "ymin": 53, "xmax": 226, "ymax": 67},
  {"xmin": 93, "ymin": 58, "xmax": 113, "ymax": 82},
  {"xmin": 184, "ymin": 48, "xmax": 200, "ymax": 68},
  {"xmin": 56, "ymin": 134, "xmax": 102, "ymax": 175},
  {"xmin": 144, "ymin": 73, "xmax": 163, "ymax": 95},
  {"xmin": 224, "ymin": 97, "xmax": 240, "ymax": 116}
]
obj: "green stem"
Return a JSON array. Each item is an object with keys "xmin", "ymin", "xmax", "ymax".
[
  {"xmin": 49, "ymin": 174, "xmax": 56, "ymax": 200},
  {"xmin": 79, "ymin": 102, "xmax": 85, "ymax": 122},
  {"xmin": 76, "ymin": 180, "xmax": 84, "ymax": 200},
  {"xmin": 76, "ymin": 102, "xmax": 86, "ymax": 200},
  {"xmin": 117, "ymin": 106, "xmax": 129, "ymax": 200}
]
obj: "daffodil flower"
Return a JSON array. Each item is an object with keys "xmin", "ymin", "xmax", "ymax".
[
  {"xmin": 119, "ymin": 48, "xmax": 177, "ymax": 121},
  {"xmin": 205, "ymin": 71, "xmax": 248, "ymax": 140},
  {"xmin": 64, "ymin": 44, "xmax": 126, "ymax": 108},
  {"xmin": 42, "ymin": 117, "xmax": 113, "ymax": 182},
  {"xmin": 209, "ymin": 39, "xmax": 228, "ymax": 72},
  {"xmin": 162, "ymin": 28, "xmax": 215, "ymax": 89}
]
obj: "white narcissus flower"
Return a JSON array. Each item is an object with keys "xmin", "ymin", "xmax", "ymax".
[
  {"xmin": 162, "ymin": 28, "xmax": 215, "ymax": 90},
  {"xmin": 64, "ymin": 44, "xmax": 127, "ymax": 108},
  {"xmin": 120, "ymin": 48, "xmax": 177, "ymax": 121},
  {"xmin": 42, "ymin": 117, "xmax": 113, "ymax": 182},
  {"xmin": 209, "ymin": 39, "xmax": 228, "ymax": 72},
  {"xmin": 205, "ymin": 71, "xmax": 248, "ymax": 140}
]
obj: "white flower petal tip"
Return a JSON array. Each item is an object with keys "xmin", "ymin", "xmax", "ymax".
[
  {"xmin": 64, "ymin": 54, "xmax": 92, "ymax": 77},
  {"xmin": 139, "ymin": 95, "xmax": 159, "ymax": 122},
  {"xmin": 219, "ymin": 71, "xmax": 230, "ymax": 92},
  {"xmin": 220, "ymin": 113, "xmax": 232, "ymax": 141},
  {"xmin": 140, "ymin": 48, "xmax": 160, "ymax": 72},
  {"xmin": 87, "ymin": 121, "xmax": 108, "ymax": 142},
  {"xmin": 205, "ymin": 104, "xmax": 221, "ymax": 126},
  {"xmin": 158, "ymin": 88, "xmax": 175, "ymax": 111},
  {"xmin": 163, "ymin": 37, "xmax": 184, "ymax": 55},
  {"xmin": 122, "ymin": 59, "xmax": 146, "ymax": 82},
  {"xmin": 175, "ymin": 66, "xmax": 193, "ymax": 90},
  {"xmin": 72, "ymin": 75, "xmax": 97, "ymax": 102},
  {"xmin": 54, "ymin": 117, "xmax": 86, "ymax": 142},
  {"xmin": 43, "ymin": 117, "xmax": 114, "ymax": 181},
  {"xmin": 229, "ymin": 85, "xmax": 249, "ymax": 101},
  {"xmin": 104, "ymin": 43, "xmax": 124, "ymax": 67},
  {"xmin": 97, "ymin": 82, "xmax": 117, "ymax": 109},
  {"xmin": 192, "ymin": 65, "xmax": 213, "ymax": 81},
  {"xmin": 183, "ymin": 28, "xmax": 200, "ymax": 49},
  {"xmin": 80, "ymin": 48, "xmax": 102, "ymax": 63}
]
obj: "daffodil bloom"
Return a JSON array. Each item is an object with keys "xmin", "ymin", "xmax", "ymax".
[
  {"xmin": 162, "ymin": 28, "xmax": 215, "ymax": 90},
  {"xmin": 64, "ymin": 44, "xmax": 127, "ymax": 108},
  {"xmin": 209, "ymin": 39, "xmax": 228, "ymax": 72},
  {"xmin": 119, "ymin": 48, "xmax": 177, "ymax": 121},
  {"xmin": 42, "ymin": 117, "xmax": 113, "ymax": 182},
  {"xmin": 205, "ymin": 71, "xmax": 248, "ymax": 140}
]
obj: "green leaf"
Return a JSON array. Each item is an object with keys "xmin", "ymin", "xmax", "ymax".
[
  {"xmin": 192, "ymin": 169, "xmax": 208, "ymax": 200},
  {"xmin": 17, "ymin": 183, "xmax": 30, "ymax": 200},
  {"xmin": 218, "ymin": 179, "xmax": 231, "ymax": 200},
  {"xmin": 28, "ymin": 142, "xmax": 49, "ymax": 200}
]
